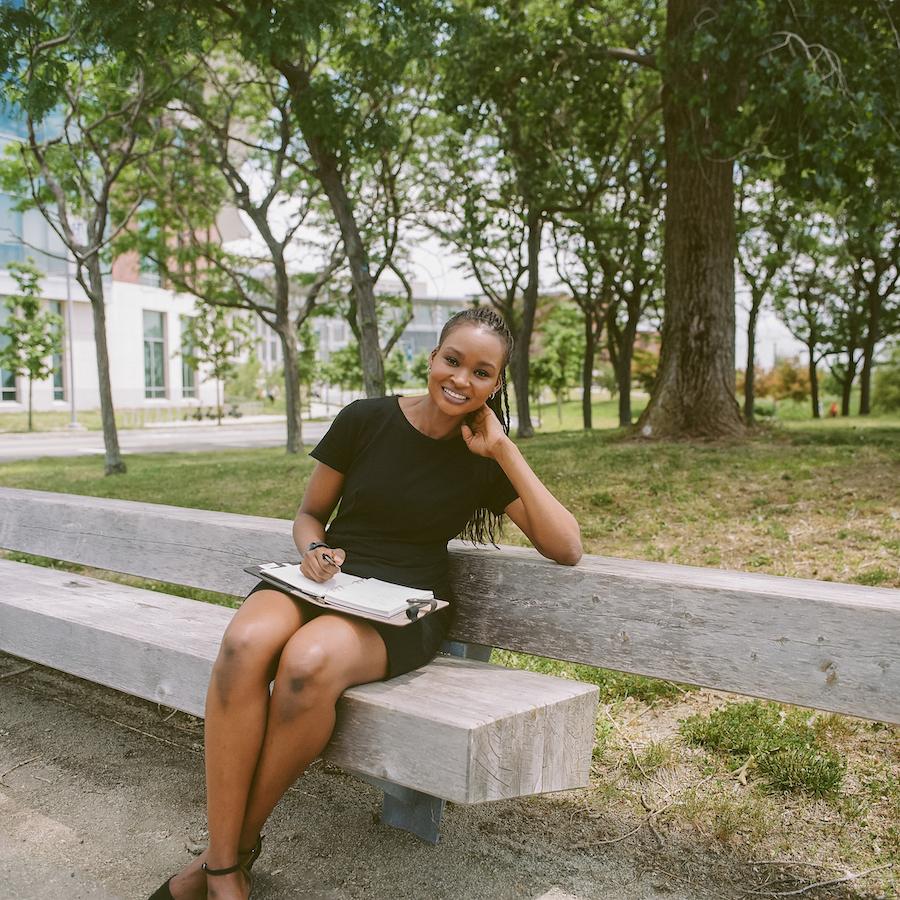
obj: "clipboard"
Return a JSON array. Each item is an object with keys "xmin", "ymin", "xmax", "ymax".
[{"xmin": 244, "ymin": 564, "xmax": 450, "ymax": 627}]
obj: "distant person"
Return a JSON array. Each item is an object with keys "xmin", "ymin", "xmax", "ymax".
[
  {"xmin": 829, "ymin": 401, "xmax": 838, "ymax": 418},
  {"xmin": 148, "ymin": 307, "xmax": 583, "ymax": 900}
]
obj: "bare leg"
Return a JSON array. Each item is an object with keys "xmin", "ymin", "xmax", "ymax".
[
  {"xmin": 165, "ymin": 589, "xmax": 305, "ymax": 900},
  {"xmin": 234, "ymin": 614, "xmax": 389, "ymax": 853}
]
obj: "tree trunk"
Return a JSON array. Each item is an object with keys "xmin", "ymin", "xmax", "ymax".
[
  {"xmin": 511, "ymin": 209, "xmax": 542, "ymax": 439},
  {"xmin": 83, "ymin": 255, "xmax": 125, "ymax": 475},
  {"xmin": 278, "ymin": 62, "xmax": 384, "ymax": 399},
  {"xmin": 216, "ymin": 378, "xmax": 223, "ymax": 425},
  {"xmin": 314, "ymin": 159, "xmax": 384, "ymax": 398},
  {"xmin": 28, "ymin": 377, "xmax": 33, "ymax": 432},
  {"xmin": 840, "ymin": 359, "xmax": 854, "ymax": 416},
  {"xmin": 636, "ymin": 0, "xmax": 744, "ymax": 440},
  {"xmin": 279, "ymin": 326, "xmax": 303, "ymax": 454},
  {"xmin": 581, "ymin": 314, "xmax": 595, "ymax": 430},
  {"xmin": 617, "ymin": 316, "xmax": 639, "ymax": 428},
  {"xmin": 807, "ymin": 349, "xmax": 820, "ymax": 419},
  {"xmin": 858, "ymin": 285, "xmax": 882, "ymax": 416},
  {"xmin": 744, "ymin": 293, "xmax": 761, "ymax": 426}
]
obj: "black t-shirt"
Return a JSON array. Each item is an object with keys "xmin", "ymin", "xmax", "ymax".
[{"xmin": 309, "ymin": 395, "xmax": 519, "ymax": 600}]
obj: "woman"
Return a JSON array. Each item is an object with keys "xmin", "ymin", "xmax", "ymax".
[{"xmin": 150, "ymin": 307, "xmax": 582, "ymax": 900}]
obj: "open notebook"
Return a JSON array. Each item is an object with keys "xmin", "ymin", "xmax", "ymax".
[{"xmin": 244, "ymin": 563, "xmax": 448, "ymax": 626}]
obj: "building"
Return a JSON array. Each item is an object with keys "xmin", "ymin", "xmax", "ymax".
[{"xmin": 0, "ymin": 98, "xmax": 244, "ymax": 415}]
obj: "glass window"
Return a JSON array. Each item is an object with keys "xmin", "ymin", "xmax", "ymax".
[
  {"xmin": 0, "ymin": 302, "xmax": 17, "ymax": 401},
  {"xmin": 412, "ymin": 303, "xmax": 433, "ymax": 327},
  {"xmin": 180, "ymin": 315, "xmax": 196, "ymax": 399},
  {"xmin": 49, "ymin": 300, "xmax": 65, "ymax": 400},
  {"xmin": 0, "ymin": 193, "xmax": 25, "ymax": 267},
  {"xmin": 143, "ymin": 309, "xmax": 166, "ymax": 399}
]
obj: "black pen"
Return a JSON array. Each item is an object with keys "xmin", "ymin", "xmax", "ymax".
[{"xmin": 322, "ymin": 552, "xmax": 339, "ymax": 569}]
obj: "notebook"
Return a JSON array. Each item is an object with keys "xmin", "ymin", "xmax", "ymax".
[{"xmin": 245, "ymin": 562, "xmax": 444, "ymax": 624}]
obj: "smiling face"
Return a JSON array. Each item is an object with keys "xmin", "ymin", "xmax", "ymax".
[{"xmin": 428, "ymin": 323, "xmax": 506, "ymax": 414}]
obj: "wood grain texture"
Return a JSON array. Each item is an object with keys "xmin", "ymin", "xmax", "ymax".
[
  {"xmin": 0, "ymin": 559, "xmax": 598, "ymax": 804},
  {"xmin": 1, "ymin": 487, "xmax": 898, "ymax": 722}
]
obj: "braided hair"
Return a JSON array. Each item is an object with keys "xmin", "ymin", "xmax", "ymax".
[{"xmin": 436, "ymin": 307, "xmax": 515, "ymax": 548}]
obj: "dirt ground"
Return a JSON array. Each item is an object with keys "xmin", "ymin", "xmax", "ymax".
[{"xmin": 0, "ymin": 651, "xmax": 891, "ymax": 900}]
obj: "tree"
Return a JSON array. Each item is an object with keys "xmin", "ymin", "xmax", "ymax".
[
  {"xmin": 772, "ymin": 212, "xmax": 837, "ymax": 419},
  {"xmin": 0, "ymin": 259, "xmax": 62, "ymax": 431},
  {"xmin": 128, "ymin": 48, "xmax": 341, "ymax": 454},
  {"xmin": 736, "ymin": 167, "xmax": 791, "ymax": 425},
  {"xmin": 872, "ymin": 342, "xmax": 900, "ymax": 414},
  {"xmin": 592, "ymin": 2, "xmax": 900, "ymax": 439},
  {"xmin": 323, "ymin": 342, "xmax": 364, "ymax": 398},
  {"xmin": 383, "ymin": 347, "xmax": 409, "ymax": 394},
  {"xmin": 0, "ymin": 6, "xmax": 176, "ymax": 473},
  {"xmin": 840, "ymin": 211, "xmax": 900, "ymax": 415},
  {"xmin": 530, "ymin": 302, "xmax": 584, "ymax": 424},
  {"xmin": 432, "ymin": 2, "xmax": 608, "ymax": 437},
  {"xmin": 182, "ymin": 306, "xmax": 253, "ymax": 424},
  {"xmin": 410, "ymin": 351, "xmax": 429, "ymax": 387}
]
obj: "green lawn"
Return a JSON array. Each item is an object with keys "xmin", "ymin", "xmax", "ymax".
[{"xmin": 1, "ymin": 418, "xmax": 897, "ymax": 587}]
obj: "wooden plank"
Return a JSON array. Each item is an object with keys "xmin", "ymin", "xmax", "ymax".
[
  {"xmin": 447, "ymin": 548, "xmax": 900, "ymax": 724},
  {"xmin": 0, "ymin": 560, "xmax": 598, "ymax": 804},
  {"xmin": 2, "ymin": 487, "xmax": 898, "ymax": 723}
]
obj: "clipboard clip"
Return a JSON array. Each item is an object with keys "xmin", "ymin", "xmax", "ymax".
[{"xmin": 405, "ymin": 598, "xmax": 438, "ymax": 621}]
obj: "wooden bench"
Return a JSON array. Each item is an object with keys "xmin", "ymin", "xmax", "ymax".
[{"xmin": 1, "ymin": 487, "xmax": 899, "ymax": 845}]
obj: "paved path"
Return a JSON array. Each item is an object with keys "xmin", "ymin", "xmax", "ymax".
[{"xmin": 0, "ymin": 417, "xmax": 332, "ymax": 463}]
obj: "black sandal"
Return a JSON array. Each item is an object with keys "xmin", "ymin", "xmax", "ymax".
[
  {"xmin": 240, "ymin": 833, "xmax": 264, "ymax": 871},
  {"xmin": 202, "ymin": 859, "xmax": 253, "ymax": 897},
  {"xmin": 146, "ymin": 836, "xmax": 262, "ymax": 900}
]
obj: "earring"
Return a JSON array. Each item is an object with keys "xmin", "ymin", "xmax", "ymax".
[{"xmin": 489, "ymin": 389, "xmax": 497, "ymax": 399}]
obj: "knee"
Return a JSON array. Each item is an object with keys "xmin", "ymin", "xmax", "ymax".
[
  {"xmin": 216, "ymin": 622, "xmax": 276, "ymax": 676},
  {"xmin": 273, "ymin": 642, "xmax": 333, "ymax": 711}
]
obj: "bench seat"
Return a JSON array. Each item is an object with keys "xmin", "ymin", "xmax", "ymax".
[{"xmin": 0, "ymin": 559, "xmax": 598, "ymax": 806}]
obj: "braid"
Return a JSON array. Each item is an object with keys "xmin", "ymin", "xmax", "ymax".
[{"xmin": 438, "ymin": 308, "xmax": 514, "ymax": 548}]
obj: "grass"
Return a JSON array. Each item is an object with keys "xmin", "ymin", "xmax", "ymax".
[{"xmin": 679, "ymin": 700, "xmax": 846, "ymax": 797}]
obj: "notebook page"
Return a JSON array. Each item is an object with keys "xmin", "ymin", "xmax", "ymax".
[
  {"xmin": 262, "ymin": 564, "xmax": 362, "ymax": 597},
  {"xmin": 324, "ymin": 578, "xmax": 433, "ymax": 616}
]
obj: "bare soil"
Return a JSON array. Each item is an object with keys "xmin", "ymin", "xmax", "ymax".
[{"xmin": 1, "ymin": 653, "xmax": 894, "ymax": 900}]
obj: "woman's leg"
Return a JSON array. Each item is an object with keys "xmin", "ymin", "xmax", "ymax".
[
  {"xmin": 165, "ymin": 588, "xmax": 306, "ymax": 900},
  {"xmin": 233, "ymin": 613, "xmax": 388, "ymax": 855}
]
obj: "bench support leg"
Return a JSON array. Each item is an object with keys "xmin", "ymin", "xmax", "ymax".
[
  {"xmin": 381, "ymin": 785, "xmax": 445, "ymax": 844},
  {"xmin": 441, "ymin": 639, "xmax": 491, "ymax": 661},
  {"xmin": 356, "ymin": 774, "xmax": 446, "ymax": 844}
]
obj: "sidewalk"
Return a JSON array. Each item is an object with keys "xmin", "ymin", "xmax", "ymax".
[{"xmin": 0, "ymin": 418, "xmax": 332, "ymax": 464}]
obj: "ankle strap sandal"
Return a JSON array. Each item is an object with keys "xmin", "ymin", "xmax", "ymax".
[
  {"xmin": 239, "ymin": 833, "xmax": 264, "ymax": 871},
  {"xmin": 201, "ymin": 859, "xmax": 253, "ymax": 897}
]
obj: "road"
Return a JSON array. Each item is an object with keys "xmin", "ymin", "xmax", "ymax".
[{"xmin": 0, "ymin": 416, "xmax": 332, "ymax": 463}]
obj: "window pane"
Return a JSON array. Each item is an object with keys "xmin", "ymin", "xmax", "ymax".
[
  {"xmin": 181, "ymin": 316, "xmax": 196, "ymax": 398},
  {"xmin": 143, "ymin": 309, "xmax": 164, "ymax": 340},
  {"xmin": 0, "ymin": 304, "xmax": 16, "ymax": 400},
  {"xmin": 143, "ymin": 310, "xmax": 166, "ymax": 398}
]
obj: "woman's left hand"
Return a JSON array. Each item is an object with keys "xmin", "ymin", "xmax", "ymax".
[{"xmin": 461, "ymin": 404, "xmax": 509, "ymax": 458}]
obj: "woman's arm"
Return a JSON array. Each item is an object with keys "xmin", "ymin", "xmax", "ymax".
[
  {"xmin": 492, "ymin": 439, "xmax": 583, "ymax": 566},
  {"xmin": 293, "ymin": 461, "xmax": 347, "ymax": 581},
  {"xmin": 461, "ymin": 406, "xmax": 582, "ymax": 565}
]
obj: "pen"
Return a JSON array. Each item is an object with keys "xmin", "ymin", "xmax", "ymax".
[{"xmin": 322, "ymin": 552, "xmax": 339, "ymax": 568}]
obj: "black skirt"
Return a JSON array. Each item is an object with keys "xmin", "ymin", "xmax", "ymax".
[{"xmin": 243, "ymin": 580, "xmax": 454, "ymax": 679}]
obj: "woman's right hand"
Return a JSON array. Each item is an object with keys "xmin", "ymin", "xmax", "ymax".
[{"xmin": 300, "ymin": 546, "xmax": 346, "ymax": 583}]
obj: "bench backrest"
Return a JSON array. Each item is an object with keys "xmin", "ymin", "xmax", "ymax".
[{"xmin": 1, "ymin": 487, "xmax": 898, "ymax": 724}]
